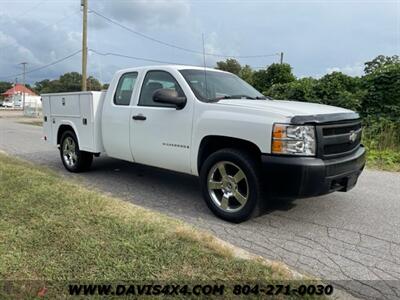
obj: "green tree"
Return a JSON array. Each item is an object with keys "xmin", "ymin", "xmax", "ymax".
[
  {"xmin": 215, "ymin": 58, "xmax": 242, "ymax": 75},
  {"xmin": 361, "ymin": 63, "xmax": 400, "ymax": 120},
  {"xmin": 364, "ymin": 55, "xmax": 400, "ymax": 75},
  {"xmin": 252, "ymin": 63, "xmax": 295, "ymax": 93},
  {"xmin": 215, "ymin": 60, "xmax": 255, "ymax": 85},
  {"xmin": 34, "ymin": 73, "xmax": 103, "ymax": 93},
  {"xmin": 266, "ymin": 77, "xmax": 319, "ymax": 102},
  {"xmin": 0, "ymin": 81, "xmax": 12, "ymax": 97},
  {"xmin": 34, "ymin": 79, "xmax": 52, "ymax": 94},
  {"xmin": 58, "ymin": 72, "xmax": 82, "ymax": 92},
  {"xmin": 238, "ymin": 65, "xmax": 254, "ymax": 85},
  {"xmin": 314, "ymin": 71, "xmax": 363, "ymax": 110},
  {"xmin": 87, "ymin": 76, "xmax": 102, "ymax": 91}
]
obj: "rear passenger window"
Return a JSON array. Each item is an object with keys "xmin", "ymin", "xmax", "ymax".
[{"xmin": 114, "ymin": 72, "xmax": 138, "ymax": 105}]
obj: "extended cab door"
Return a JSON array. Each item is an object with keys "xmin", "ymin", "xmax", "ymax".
[
  {"xmin": 130, "ymin": 70, "xmax": 193, "ymax": 174},
  {"xmin": 102, "ymin": 72, "xmax": 138, "ymax": 162}
]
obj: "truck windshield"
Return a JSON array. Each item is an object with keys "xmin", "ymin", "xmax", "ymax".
[{"xmin": 179, "ymin": 69, "xmax": 268, "ymax": 102}]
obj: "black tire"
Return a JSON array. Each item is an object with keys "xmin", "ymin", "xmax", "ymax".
[
  {"xmin": 59, "ymin": 130, "xmax": 93, "ymax": 173},
  {"xmin": 200, "ymin": 148, "xmax": 264, "ymax": 223}
]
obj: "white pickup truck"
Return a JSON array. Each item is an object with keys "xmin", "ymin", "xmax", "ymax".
[{"xmin": 42, "ymin": 65, "xmax": 365, "ymax": 222}]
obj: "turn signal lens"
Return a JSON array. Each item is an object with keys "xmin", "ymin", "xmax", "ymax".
[
  {"xmin": 272, "ymin": 124, "xmax": 286, "ymax": 139},
  {"xmin": 271, "ymin": 140, "xmax": 283, "ymax": 153}
]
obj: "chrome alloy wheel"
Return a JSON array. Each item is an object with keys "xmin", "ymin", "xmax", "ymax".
[
  {"xmin": 207, "ymin": 161, "xmax": 249, "ymax": 213},
  {"xmin": 62, "ymin": 137, "xmax": 78, "ymax": 168}
]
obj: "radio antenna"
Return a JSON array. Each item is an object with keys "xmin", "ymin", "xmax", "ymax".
[{"xmin": 202, "ymin": 33, "xmax": 208, "ymax": 100}]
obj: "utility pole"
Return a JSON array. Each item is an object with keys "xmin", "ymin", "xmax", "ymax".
[
  {"xmin": 81, "ymin": 0, "xmax": 88, "ymax": 91},
  {"xmin": 20, "ymin": 62, "xmax": 27, "ymax": 110},
  {"xmin": 280, "ymin": 52, "xmax": 284, "ymax": 64}
]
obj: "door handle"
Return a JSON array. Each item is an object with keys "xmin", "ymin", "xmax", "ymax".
[{"xmin": 132, "ymin": 114, "xmax": 146, "ymax": 121}]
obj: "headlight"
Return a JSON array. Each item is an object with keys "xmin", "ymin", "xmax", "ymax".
[{"xmin": 271, "ymin": 124, "xmax": 316, "ymax": 156}]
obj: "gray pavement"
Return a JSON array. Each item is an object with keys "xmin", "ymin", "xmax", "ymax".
[{"xmin": 1, "ymin": 117, "xmax": 399, "ymax": 299}]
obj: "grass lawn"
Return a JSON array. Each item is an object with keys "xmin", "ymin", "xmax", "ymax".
[
  {"xmin": 363, "ymin": 124, "xmax": 400, "ymax": 172},
  {"xmin": 365, "ymin": 147, "xmax": 400, "ymax": 172},
  {"xmin": 0, "ymin": 153, "xmax": 324, "ymax": 299}
]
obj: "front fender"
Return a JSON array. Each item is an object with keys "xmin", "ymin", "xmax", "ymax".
[{"xmin": 191, "ymin": 108, "xmax": 284, "ymax": 175}]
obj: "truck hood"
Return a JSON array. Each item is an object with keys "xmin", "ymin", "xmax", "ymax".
[{"xmin": 216, "ymin": 99, "xmax": 358, "ymax": 123}]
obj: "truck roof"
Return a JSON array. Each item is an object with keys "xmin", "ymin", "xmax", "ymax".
[{"xmin": 116, "ymin": 65, "xmax": 228, "ymax": 74}]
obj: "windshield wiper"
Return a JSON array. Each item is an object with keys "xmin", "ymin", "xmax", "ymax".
[
  {"xmin": 207, "ymin": 95, "xmax": 273, "ymax": 102},
  {"xmin": 212, "ymin": 95, "xmax": 256, "ymax": 100}
]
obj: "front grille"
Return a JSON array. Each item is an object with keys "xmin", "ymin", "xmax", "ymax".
[
  {"xmin": 316, "ymin": 120, "xmax": 362, "ymax": 158},
  {"xmin": 323, "ymin": 122, "xmax": 361, "ymax": 136}
]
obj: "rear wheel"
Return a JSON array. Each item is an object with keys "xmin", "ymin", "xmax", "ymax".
[
  {"xmin": 200, "ymin": 148, "xmax": 263, "ymax": 223},
  {"xmin": 60, "ymin": 131, "xmax": 93, "ymax": 172}
]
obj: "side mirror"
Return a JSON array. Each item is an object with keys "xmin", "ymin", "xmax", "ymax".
[{"xmin": 153, "ymin": 89, "xmax": 186, "ymax": 110}]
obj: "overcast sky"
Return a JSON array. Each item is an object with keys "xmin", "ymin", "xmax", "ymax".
[{"xmin": 0, "ymin": 0, "xmax": 399, "ymax": 84}]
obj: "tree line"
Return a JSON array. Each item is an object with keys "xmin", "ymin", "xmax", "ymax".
[
  {"xmin": 216, "ymin": 55, "xmax": 400, "ymax": 152},
  {"xmin": 0, "ymin": 73, "xmax": 106, "ymax": 96},
  {"xmin": 216, "ymin": 55, "xmax": 399, "ymax": 123}
]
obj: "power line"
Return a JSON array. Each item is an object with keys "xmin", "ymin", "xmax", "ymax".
[
  {"xmin": 89, "ymin": 10, "xmax": 202, "ymax": 56},
  {"xmin": 89, "ymin": 9, "xmax": 280, "ymax": 59},
  {"xmin": 12, "ymin": 0, "xmax": 48, "ymax": 19},
  {"xmin": 89, "ymin": 49, "xmax": 190, "ymax": 66},
  {"xmin": 0, "ymin": 50, "xmax": 82, "ymax": 80},
  {"xmin": 90, "ymin": 49, "xmax": 274, "ymax": 71}
]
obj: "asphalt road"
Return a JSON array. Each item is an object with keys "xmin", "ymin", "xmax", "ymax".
[{"xmin": 1, "ymin": 118, "xmax": 399, "ymax": 299}]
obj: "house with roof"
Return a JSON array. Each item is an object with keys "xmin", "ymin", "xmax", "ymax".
[{"xmin": 1, "ymin": 84, "xmax": 41, "ymax": 109}]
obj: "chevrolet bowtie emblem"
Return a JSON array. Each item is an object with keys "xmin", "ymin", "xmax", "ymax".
[{"xmin": 349, "ymin": 130, "xmax": 358, "ymax": 143}]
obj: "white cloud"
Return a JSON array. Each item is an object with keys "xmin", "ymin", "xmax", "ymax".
[
  {"xmin": 0, "ymin": 12, "xmax": 82, "ymax": 83},
  {"xmin": 201, "ymin": 32, "xmax": 241, "ymax": 67},
  {"xmin": 203, "ymin": 32, "xmax": 222, "ymax": 66},
  {"xmin": 326, "ymin": 63, "xmax": 364, "ymax": 77}
]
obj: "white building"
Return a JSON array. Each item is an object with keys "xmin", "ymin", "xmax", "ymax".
[{"xmin": 1, "ymin": 84, "xmax": 41, "ymax": 115}]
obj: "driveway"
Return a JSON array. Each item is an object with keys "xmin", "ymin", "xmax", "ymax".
[{"xmin": 0, "ymin": 117, "xmax": 399, "ymax": 299}]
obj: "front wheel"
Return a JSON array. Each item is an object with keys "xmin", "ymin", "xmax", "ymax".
[
  {"xmin": 60, "ymin": 130, "xmax": 93, "ymax": 172},
  {"xmin": 200, "ymin": 149, "xmax": 263, "ymax": 223}
]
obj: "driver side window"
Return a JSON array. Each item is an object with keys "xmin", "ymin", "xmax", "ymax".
[{"xmin": 139, "ymin": 70, "xmax": 184, "ymax": 107}]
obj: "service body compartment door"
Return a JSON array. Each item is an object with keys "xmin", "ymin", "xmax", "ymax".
[
  {"xmin": 42, "ymin": 96, "xmax": 53, "ymax": 143},
  {"xmin": 78, "ymin": 94, "xmax": 95, "ymax": 151},
  {"xmin": 49, "ymin": 94, "xmax": 81, "ymax": 146},
  {"xmin": 50, "ymin": 94, "xmax": 81, "ymax": 116}
]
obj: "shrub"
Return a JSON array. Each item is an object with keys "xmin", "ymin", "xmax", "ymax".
[{"xmin": 361, "ymin": 63, "xmax": 400, "ymax": 121}]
